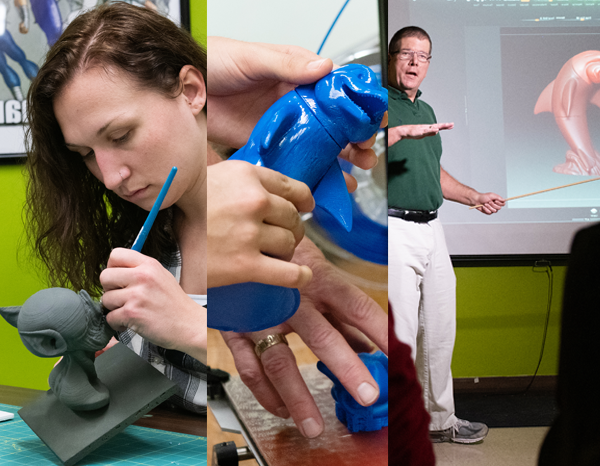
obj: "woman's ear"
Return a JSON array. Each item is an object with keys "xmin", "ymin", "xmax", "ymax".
[{"xmin": 180, "ymin": 65, "xmax": 206, "ymax": 115}]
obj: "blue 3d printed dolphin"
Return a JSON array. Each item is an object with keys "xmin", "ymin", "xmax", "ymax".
[{"xmin": 208, "ymin": 64, "xmax": 388, "ymax": 332}]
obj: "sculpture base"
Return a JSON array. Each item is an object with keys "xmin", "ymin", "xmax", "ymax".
[{"xmin": 19, "ymin": 342, "xmax": 178, "ymax": 466}]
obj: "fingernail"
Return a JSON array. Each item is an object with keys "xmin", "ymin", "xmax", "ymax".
[
  {"xmin": 307, "ymin": 58, "xmax": 327, "ymax": 70},
  {"xmin": 276, "ymin": 407, "xmax": 290, "ymax": 419},
  {"xmin": 301, "ymin": 418, "xmax": 322, "ymax": 438},
  {"xmin": 357, "ymin": 382, "xmax": 379, "ymax": 405}
]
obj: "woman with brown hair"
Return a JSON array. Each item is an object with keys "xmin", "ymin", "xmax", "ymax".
[{"xmin": 24, "ymin": 1, "xmax": 212, "ymax": 414}]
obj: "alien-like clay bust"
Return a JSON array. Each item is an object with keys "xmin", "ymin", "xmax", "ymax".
[{"xmin": 1, "ymin": 288, "xmax": 116, "ymax": 411}]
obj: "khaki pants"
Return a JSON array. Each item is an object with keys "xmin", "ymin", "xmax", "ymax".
[{"xmin": 388, "ymin": 216, "xmax": 458, "ymax": 431}]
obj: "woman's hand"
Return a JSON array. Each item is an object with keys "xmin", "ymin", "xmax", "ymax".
[
  {"xmin": 207, "ymin": 160, "xmax": 315, "ymax": 289},
  {"xmin": 100, "ymin": 248, "xmax": 207, "ymax": 362},
  {"xmin": 221, "ymin": 237, "xmax": 388, "ymax": 438}
]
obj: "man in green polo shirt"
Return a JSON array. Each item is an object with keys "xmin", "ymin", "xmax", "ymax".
[{"xmin": 388, "ymin": 26, "xmax": 505, "ymax": 444}]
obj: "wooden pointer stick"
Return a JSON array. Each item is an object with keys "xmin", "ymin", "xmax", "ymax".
[{"xmin": 469, "ymin": 176, "xmax": 600, "ymax": 209}]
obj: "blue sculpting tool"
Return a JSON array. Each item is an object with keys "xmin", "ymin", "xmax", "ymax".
[{"xmin": 131, "ymin": 166, "xmax": 178, "ymax": 252}]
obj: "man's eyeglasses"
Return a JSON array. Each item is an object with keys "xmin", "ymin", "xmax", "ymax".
[{"xmin": 391, "ymin": 49, "xmax": 431, "ymax": 63}]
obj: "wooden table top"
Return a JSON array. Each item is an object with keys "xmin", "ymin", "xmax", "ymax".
[
  {"xmin": 207, "ymin": 328, "xmax": 319, "ymax": 466},
  {"xmin": 207, "ymin": 252, "xmax": 388, "ymax": 465}
]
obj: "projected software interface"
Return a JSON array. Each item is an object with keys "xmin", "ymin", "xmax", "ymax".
[{"xmin": 403, "ymin": 0, "xmax": 600, "ymax": 254}]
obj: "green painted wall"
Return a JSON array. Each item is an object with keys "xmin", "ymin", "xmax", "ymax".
[
  {"xmin": 0, "ymin": 162, "xmax": 58, "ymax": 390},
  {"xmin": 190, "ymin": 0, "xmax": 207, "ymax": 46},
  {"xmin": 453, "ymin": 265, "xmax": 563, "ymax": 378}
]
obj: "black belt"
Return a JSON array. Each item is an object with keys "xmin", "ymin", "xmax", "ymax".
[{"xmin": 388, "ymin": 207, "xmax": 438, "ymax": 223}]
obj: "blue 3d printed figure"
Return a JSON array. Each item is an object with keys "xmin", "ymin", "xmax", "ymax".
[
  {"xmin": 318, "ymin": 351, "xmax": 388, "ymax": 433},
  {"xmin": 208, "ymin": 64, "xmax": 388, "ymax": 332}
]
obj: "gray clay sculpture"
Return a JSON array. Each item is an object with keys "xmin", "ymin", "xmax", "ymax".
[{"xmin": 1, "ymin": 288, "xmax": 116, "ymax": 411}]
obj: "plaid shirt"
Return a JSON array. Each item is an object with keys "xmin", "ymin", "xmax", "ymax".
[
  {"xmin": 117, "ymin": 255, "xmax": 207, "ymax": 415},
  {"xmin": 118, "ymin": 313, "xmax": 207, "ymax": 415}
]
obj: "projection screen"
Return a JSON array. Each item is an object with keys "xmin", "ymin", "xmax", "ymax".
[{"xmin": 390, "ymin": 0, "xmax": 600, "ymax": 260}]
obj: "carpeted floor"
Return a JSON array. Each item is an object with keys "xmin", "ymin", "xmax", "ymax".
[{"xmin": 454, "ymin": 391, "xmax": 558, "ymax": 428}]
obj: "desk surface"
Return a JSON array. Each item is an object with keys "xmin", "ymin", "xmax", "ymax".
[
  {"xmin": 0, "ymin": 385, "xmax": 207, "ymax": 465},
  {"xmin": 208, "ymin": 328, "xmax": 321, "ymax": 466},
  {"xmin": 0, "ymin": 402, "xmax": 206, "ymax": 466}
]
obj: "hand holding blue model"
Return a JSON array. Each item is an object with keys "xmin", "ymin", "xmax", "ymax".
[{"xmin": 209, "ymin": 63, "xmax": 387, "ymax": 333}]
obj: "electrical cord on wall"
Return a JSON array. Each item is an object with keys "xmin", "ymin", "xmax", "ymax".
[{"xmin": 522, "ymin": 260, "xmax": 554, "ymax": 394}]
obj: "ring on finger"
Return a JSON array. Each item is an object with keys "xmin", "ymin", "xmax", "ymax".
[{"xmin": 254, "ymin": 334, "xmax": 289, "ymax": 358}]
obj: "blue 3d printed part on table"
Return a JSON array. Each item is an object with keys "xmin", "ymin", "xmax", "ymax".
[
  {"xmin": 208, "ymin": 64, "xmax": 388, "ymax": 333},
  {"xmin": 318, "ymin": 351, "xmax": 388, "ymax": 433},
  {"xmin": 0, "ymin": 403, "xmax": 206, "ymax": 465}
]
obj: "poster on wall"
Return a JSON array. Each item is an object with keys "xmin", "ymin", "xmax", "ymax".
[{"xmin": 0, "ymin": 0, "xmax": 185, "ymax": 158}]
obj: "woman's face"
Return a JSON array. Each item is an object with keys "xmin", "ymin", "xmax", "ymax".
[{"xmin": 53, "ymin": 66, "xmax": 206, "ymax": 212}]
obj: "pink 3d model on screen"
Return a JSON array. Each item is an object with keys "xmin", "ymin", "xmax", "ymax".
[{"xmin": 535, "ymin": 50, "xmax": 600, "ymax": 176}]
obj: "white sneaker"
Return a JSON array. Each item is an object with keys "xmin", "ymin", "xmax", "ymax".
[{"xmin": 430, "ymin": 418, "xmax": 489, "ymax": 444}]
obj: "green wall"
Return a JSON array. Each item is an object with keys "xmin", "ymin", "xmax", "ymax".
[
  {"xmin": 0, "ymin": 162, "xmax": 58, "ymax": 390},
  {"xmin": 190, "ymin": 0, "xmax": 207, "ymax": 47},
  {"xmin": 453, "ymin": 265, "xmax": 563, "ymax": 378}
]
